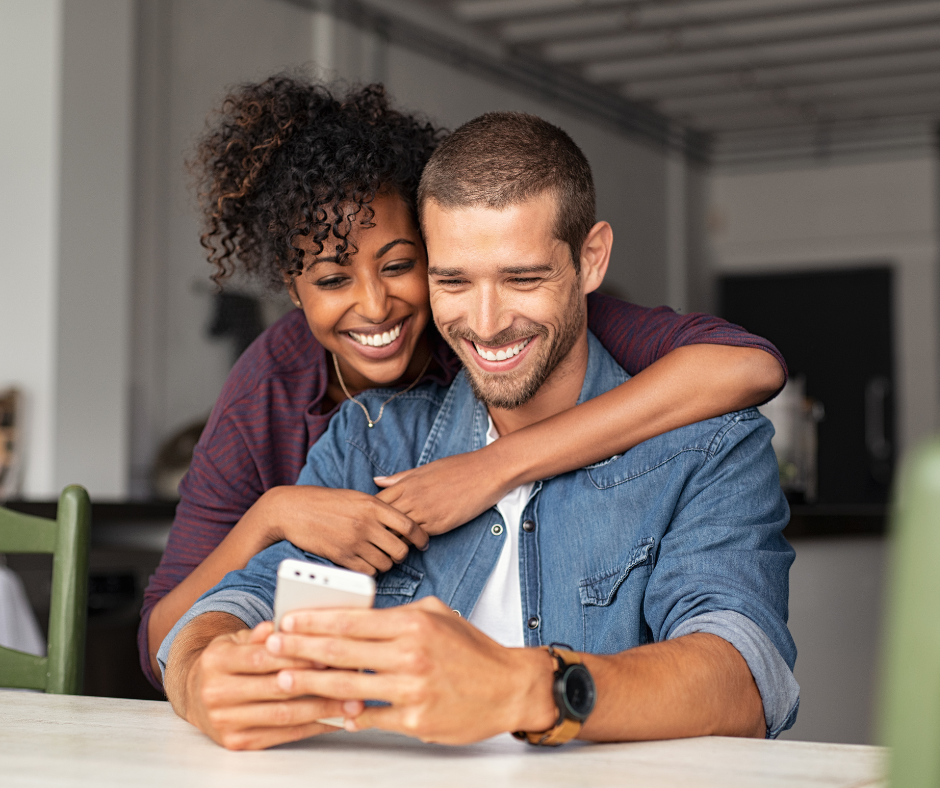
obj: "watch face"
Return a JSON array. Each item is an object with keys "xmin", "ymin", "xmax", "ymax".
[{"xmin": 561, "ymin": 665, "xmax": 596, "ymax": 720}]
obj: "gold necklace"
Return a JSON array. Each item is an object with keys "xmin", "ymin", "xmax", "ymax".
[{"xmin": 332, "ymin": 351, "xmax": 433, "ymax": 428}]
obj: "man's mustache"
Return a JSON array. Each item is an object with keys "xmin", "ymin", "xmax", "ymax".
[{"xmin": 447, "ymin": 323, "xmax": 549, "ymax": 348}]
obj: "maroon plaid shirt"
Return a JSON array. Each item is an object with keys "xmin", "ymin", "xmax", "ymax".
[{"xmin": 139, "ymin": 293, "xmax": 786, "ymax": 688}]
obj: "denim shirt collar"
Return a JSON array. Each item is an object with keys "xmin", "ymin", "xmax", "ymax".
[{"xmin": 417, "ymin": 330, "xmax": 628, "ymax": 467}]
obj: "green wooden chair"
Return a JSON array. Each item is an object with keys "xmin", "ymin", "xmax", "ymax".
[
  {"xmin": 0, "ymin": 485, "xmax": 90, "ymax": 694},
  {"xmin": 881, "ymin": 438, "xmax": 940, "ymax": 787}
]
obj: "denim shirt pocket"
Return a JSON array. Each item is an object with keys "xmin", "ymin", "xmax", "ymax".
[
  {"xmin": 374, "ymin": 563, "xmax": 424, "ymax": 606},
  {"xmin": 578, "ymin": 537, "xmax": 655, "ymax": 652}
]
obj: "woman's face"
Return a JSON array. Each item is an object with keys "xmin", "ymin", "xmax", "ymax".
[{"xmin": 291, "ymin": 192, "xmax": 432, "ymax": 391}]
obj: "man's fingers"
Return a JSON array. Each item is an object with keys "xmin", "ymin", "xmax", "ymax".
[
  {"xmin": 373, "ymin": 469, "xmax": 413, "ymax": 488},
  {"xmin": 276, "ymin": 665, "xmax": 407, "ymax": 704},
  {"xmin": 211, "ymin": 695, "xmax": 349, "ymax": 731},
  {"xmin": 267, "ymin": 633, "xmax": 414, "ymax": 673},
  {"xmin": 205, "ymin": 640, "xmax": 312, "ymax": 676},
  {"xmin": 281, "ymin": 599, "xmax": 447, "ymax": 640},
  {"xmin": 214, "ymin": 719, "xmax": 339, "ymax": 751}
]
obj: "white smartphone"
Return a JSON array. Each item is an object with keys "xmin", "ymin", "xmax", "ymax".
[{"xmin": 273, "ymin": 559, "xmax": 376, "ymax": 728}]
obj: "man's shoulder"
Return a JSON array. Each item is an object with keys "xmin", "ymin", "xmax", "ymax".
[{"xmin": 586, "ymin": 407, "xmax": 773, "ymax": 487}]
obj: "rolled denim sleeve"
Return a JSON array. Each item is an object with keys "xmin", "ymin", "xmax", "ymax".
[
  {"xmin": 156, "ymin": 540, "xmax": 312, "ymax": 683},
  {"xmin": 670, "ymin": 610, "xmax": 800, "ymax": 738},
  {"xmin": 644, "ymin": 411, "xmax": 799, "ymax": 734}
]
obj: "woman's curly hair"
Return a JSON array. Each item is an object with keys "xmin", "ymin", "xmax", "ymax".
[{"xmin": 191, "ymin": 75, "xmax": 445, "ymax": 287}]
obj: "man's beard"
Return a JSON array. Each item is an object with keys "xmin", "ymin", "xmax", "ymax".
[{"xmin": 446, "ymin": 283, "xmax": 585, "ymax": 410}]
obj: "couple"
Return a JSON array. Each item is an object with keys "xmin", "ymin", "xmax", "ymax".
[{"xmin": 147, "ymin": 79, "xmax": 797, "ymax": 750}]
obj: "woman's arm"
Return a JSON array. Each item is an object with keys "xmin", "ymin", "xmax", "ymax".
[
  {"xmin": 147, "ymin": 485, "xmax": 426, "ymax": 682},
  {"xmin": 376, "ymin": 342, "xmax": 784, "ymax": 535}
]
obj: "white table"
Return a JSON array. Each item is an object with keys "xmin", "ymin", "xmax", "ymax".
[{"xmin": 0, "ymin": 691, "xmax": 886, "ymax": 788}]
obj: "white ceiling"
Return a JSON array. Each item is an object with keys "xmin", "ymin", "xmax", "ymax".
[{"xmin": 373, "ymin": 0, "xmax": 940, "ymax": 164}]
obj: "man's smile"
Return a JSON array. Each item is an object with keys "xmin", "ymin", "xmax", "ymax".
[{"xmin": 462, "ymin": 334, "xmax": 539, "ymax": 374}]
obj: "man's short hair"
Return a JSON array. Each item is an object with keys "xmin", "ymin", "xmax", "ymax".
[{"xmin": 417, "ymin": 112, "xmax": 596, "ymax": 271}]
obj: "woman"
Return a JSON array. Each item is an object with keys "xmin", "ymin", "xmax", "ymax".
[{"xmin": 141, "ymin": 76, "xmax": 786, "ymax": 687}]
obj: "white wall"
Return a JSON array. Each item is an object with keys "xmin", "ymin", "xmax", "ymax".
[
  {"xmin": 782, "ymin": 537, "xmax": 888, "ymax": 745},
  {"xmin": 54, "ymin": 0, "xmax": 136, "ymax": 497},
  {"xmin": 0, "ymin": 0, "xmax": 63, "ymax": 498},
  {"xmin": 0, "ymin": 0, "xmax": 136, "ymax": 500}
]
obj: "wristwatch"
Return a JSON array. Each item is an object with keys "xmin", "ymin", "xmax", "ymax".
[{"xmin": 513, "ymin": 643, "xmax": 596, "ymax": 746}]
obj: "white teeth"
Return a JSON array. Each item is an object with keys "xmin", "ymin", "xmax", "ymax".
[
  {"xmin": 473, "ymin": 338, "xmax": 531, "ymax": 362},
  {"xmin": 350, "ymin": 322, "xmax": 402, "ymax": 348}
]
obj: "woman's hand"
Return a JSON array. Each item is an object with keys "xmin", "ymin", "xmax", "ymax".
[
  {"xmin": 374, "ymin": 446, "xmax": 511, "ymax": 536},
  {"xmin": 254, "ymin": 485, "xmax": 429, "ymax": 575}
]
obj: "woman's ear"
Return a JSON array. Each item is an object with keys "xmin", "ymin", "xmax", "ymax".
[
  {"xmin": 284, "ymin": 275, "xmax": 302, "ymax": 309},
  {"xmin": 578, "ymin": 221, "xmax": 613, "ymax": 295}
]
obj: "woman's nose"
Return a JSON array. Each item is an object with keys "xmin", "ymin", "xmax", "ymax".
[{"xmin": 355, "ymin": 276, "xmax": 391, "ymax": 322}]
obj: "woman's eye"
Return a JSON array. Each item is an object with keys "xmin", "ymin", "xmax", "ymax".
[
  {"xmin": 383, "ymin": 260, "xmax": 416, "ymax": 275},
  {"xmin": 316, "ymin": 276, "xmax": 348, "ymax": 289}
]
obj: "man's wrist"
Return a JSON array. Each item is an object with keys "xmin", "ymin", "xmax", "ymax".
[{"xmin": 504, "ymin": 646, "xmax": 558, "ymax": 733}]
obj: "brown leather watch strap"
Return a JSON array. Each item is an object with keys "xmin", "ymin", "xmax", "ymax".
[{"xmin": 512, "ymin": 646, "xmax": 586, "ymax": 747}]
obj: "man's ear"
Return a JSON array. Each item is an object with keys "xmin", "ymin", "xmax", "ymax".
[{"xmin": 578, "ymin": 221, "xmax": 612, "ymax": 295}]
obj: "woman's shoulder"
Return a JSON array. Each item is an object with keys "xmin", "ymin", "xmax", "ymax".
[{"xmin": 216, "ymin": 309, "xmax": 325, "ymax": 412}]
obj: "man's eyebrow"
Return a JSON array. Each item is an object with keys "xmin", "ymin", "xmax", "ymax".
[
  {"xmin": 375, "ymin": 238, "xmax": 416, "ymax": 258},
  {"xmin": 428, "ymin": 266, "xmax": 464, "ymax": 277},
  {"xmin": 498, "ymin": 264, "xmax": 554, "ymax": 275}
]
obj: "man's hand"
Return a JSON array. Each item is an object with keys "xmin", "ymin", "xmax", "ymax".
[
  {"xmin": 165, "ymin": 613, "xmax": 363, "ymax": 750},
  {"xmin": 265, "ymin": 597, "xmax": 558, "ymax": 744},
  {"xmin": 374, "ymin": 451, "xmax": 510, "ymax": 536}
]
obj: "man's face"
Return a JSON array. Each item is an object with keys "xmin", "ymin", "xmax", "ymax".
[{"xmin": 424, "ymin": 192, "xmax": 586, "ymax": 410}]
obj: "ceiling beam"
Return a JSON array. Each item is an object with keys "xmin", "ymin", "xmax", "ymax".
[
  {"xmin": 543, "ymin": 1, "xmax": 940, "ymax": 63},
  {"xmin": 621, "ymin": 47, "xmax": 940, "ymax": 100},
  {"xmin": 658, "ymin": 71, "xmax": 940, "ymax": 115},
  {"xmin": 584, "ymin": 23, "xmax": 940, "ymax": 82}
]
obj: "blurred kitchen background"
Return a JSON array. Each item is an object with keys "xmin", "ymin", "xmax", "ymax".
[{"xmin": 1, "ymin": 0, "xmax": 938, "ymax": 744}]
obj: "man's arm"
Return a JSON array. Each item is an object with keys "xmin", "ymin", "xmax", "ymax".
[{"xmin": 261, "ymin": 600, "xmax": 764, "ymax": 744}]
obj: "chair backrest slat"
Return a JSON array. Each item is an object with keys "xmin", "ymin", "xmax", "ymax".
[
  {"xmin": 0, "ymin": 646, "xmax": 48, "ymax": 690},
  {"xmin": 0, "ymin": 486, "xmax": 90, "ymax": 694},
  {"xmin": 0, "ymin": 510, "xmax": 57, "ymax": 554}
]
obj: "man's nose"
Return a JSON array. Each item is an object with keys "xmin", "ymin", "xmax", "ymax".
[
  {"xmin": 467, "ymin": 283, "xmax": 512, "ymax": 342},
  {"xmin": 354, "ymin": 276, "xmax": 391, "ymax": 323}
]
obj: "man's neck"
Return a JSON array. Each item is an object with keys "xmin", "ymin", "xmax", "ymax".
[{"xmin": 487, "ymin": 328, "xmax": 590, "ymax": 436}]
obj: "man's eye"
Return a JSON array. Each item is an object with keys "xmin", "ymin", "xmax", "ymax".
[
  {"xmin": 436, "ymin": 279, "xmax": 467, "ymax": 287},
  {"xmin": 511, "ymin": 277, "xmax": 541, "ymax": 286}
]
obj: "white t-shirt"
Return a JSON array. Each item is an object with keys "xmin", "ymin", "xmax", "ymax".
[{"xmin": 466, "ymin": 417, "xmax": 534, "ymax": 648}]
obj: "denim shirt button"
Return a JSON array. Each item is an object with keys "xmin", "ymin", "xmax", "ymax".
[
  {"xmin": 527, "ymin": 616, "xmax": 540, "ymax": 629},
  {"xmin": 491, "ymin": 523, "xmax": 504, "ymax": 536},
  {"xmin": 522, "ymin": 519, "xmax": 535, "ymax": 532}
]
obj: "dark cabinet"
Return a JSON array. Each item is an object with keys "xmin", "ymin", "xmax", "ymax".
[{"xmin": 720, "ymin": 266, "xmax": 895, "ymax": 505}]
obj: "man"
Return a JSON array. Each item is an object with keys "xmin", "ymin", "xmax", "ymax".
[{"xmin": 160, "ymin": 112, "xmax": 798, "ymax": 751}]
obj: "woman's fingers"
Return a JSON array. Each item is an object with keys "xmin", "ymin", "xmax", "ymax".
[
  {"xmin": 369, "ymin": 527, "xmax": 411, "ymax": 564},
  {"xmin": 356, "ymin": 542, "xmax": 395, "ymax": 574},
  {"xmin": 373, "ymin": 499, "xmax": 429, "ymax": 550}
]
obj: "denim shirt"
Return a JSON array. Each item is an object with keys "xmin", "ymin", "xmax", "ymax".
[{"xmin": 160, "ymin": 332, "xmax": 799, "ymax": 737}]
